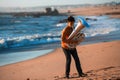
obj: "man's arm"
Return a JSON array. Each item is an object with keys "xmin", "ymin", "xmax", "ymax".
[{"xmin": 61, "ymin": 28, "xmax": 79, "ymax": 44}]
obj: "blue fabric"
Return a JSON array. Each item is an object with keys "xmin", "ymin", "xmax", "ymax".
[{"xmin": 78, "ymin": 17, "xmax": 90, "ymax": 28}]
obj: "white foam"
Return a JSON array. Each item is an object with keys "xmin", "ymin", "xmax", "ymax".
[
  {"xmin": 0, "ymin": 39, "xmax": 8, "ymax": 49},
  {"xmin": 0, "ymin": 39, "xmax": 4, "ymax": 44},
  {"xmin": 0, "ymin": 33, "xmax": 61, "ymax": 49},
  {"xmin": 14, "ymin": 20, "xmax": 21, "ymax": 23},
  {"xmin": 56, "ymin": 23, "xmax": 65, "ymax": 27},
  {"xmin": 83, "ymin": 25, "xmax": 119, "ymax": 37}
]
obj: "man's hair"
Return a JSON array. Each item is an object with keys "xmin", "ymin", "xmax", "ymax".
[{"xmin": 67, "ymin": 16, "xmax": 75, "ymax": 22}]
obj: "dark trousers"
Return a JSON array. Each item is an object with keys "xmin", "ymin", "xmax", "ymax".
[{"xmin": 62, "ymin": 48, "xmax": 83, "ymax": 76}]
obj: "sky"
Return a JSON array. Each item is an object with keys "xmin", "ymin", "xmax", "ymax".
[{"xmin": 0, "ymin": 0, "xmax": 119, "ymax": 7}]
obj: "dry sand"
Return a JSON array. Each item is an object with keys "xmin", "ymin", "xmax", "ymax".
[
  {"xmin": 0, "ymin": 40, "xmax": 120, "ymax": 80},
  {"xmin": 59, "ymin": 5, "xmax": 120, "ymax": 18}
]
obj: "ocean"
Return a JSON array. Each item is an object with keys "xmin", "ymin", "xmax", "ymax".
[{"xmin": 0, "ymin": 15, "xmax": 120, "ymax": 66}]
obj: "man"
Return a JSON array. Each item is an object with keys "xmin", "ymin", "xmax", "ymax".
[{"xmin": 61, "ymin": 16, "xmax": 87, "ymax": 79}]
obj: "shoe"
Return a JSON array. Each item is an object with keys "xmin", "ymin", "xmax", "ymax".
[
  {"xmin": 63, "ymin": 75, "xmax": 69, "ymax": 79},
  {"xmin": 79, "ymin": 73, "xmax": 87, "ymax": 77}
]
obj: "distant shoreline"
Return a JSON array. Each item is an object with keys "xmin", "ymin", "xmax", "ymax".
[
  {"xmin": 0, "ymin": 4, "xmax": 120, "ymax": 18},
  {"xmin": 59, "ymin": 5, "xmax": 120, "ymax": 18}
]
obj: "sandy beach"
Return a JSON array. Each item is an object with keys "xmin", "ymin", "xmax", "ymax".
[
  {"xmin": 0, "ymin": 40, "xmax": 120, "ymax": 80},
  {"xmin": 0, "ymin": 5, "xmax": 120, "ymax": 80},
  {"xmin": 60, "ymin": 5, "xmax": 120, "ymax": 18}
]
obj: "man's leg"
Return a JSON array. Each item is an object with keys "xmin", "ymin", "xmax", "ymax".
[
  {"xmin": 71, "ymin": 48, "xmax": 83, "ymax": 74},
  {"xmin": 62, "ymin": 48, "xmax": 71, "ymax": 78}
]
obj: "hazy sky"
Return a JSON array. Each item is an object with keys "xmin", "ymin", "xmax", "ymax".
[{"xmin": 0, "ymin": 0, "xmax": 119, "ymax": 7}]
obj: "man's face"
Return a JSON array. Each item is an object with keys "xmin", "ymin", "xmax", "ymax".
[{"xmin": 69, "ymin": 21, "xmax": 74, "ymax": 27}]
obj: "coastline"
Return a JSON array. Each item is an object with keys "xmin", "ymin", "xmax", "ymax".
[
  {"xmin": 0, "ymin": 40, "xmax": 120, "ymax": 80},
  {"xmin": 1, "ymin": 36, "xmax": 119, "ymax": 67},
  {"xmin": 59, "ymin": 5, "xmax": 120, "ymax": 18}
]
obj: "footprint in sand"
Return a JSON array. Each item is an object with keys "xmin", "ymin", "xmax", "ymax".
[{"xmin": 54, "ymin": 66, "xmax": 120, "ymax": 80}]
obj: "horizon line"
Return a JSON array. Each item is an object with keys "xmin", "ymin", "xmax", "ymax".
[{"xmin": 0, "ymin": 1, "xmax": 119, "ymax": 8}]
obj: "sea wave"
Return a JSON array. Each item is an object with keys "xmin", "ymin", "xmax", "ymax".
[
  {"xmin": 0, "ymin": 15, "xmax": 120, "ymax": 50},
  {"xmin": 0, "ymin": 34, "xmax": 61, "ymax": 49},
  {"xmin": 83, "ymin": 25, "xmax": 119, "ymax": 37},
  {"xmin": 0, "ymin": 24, "xmax": 118, "ymax": 50}
]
